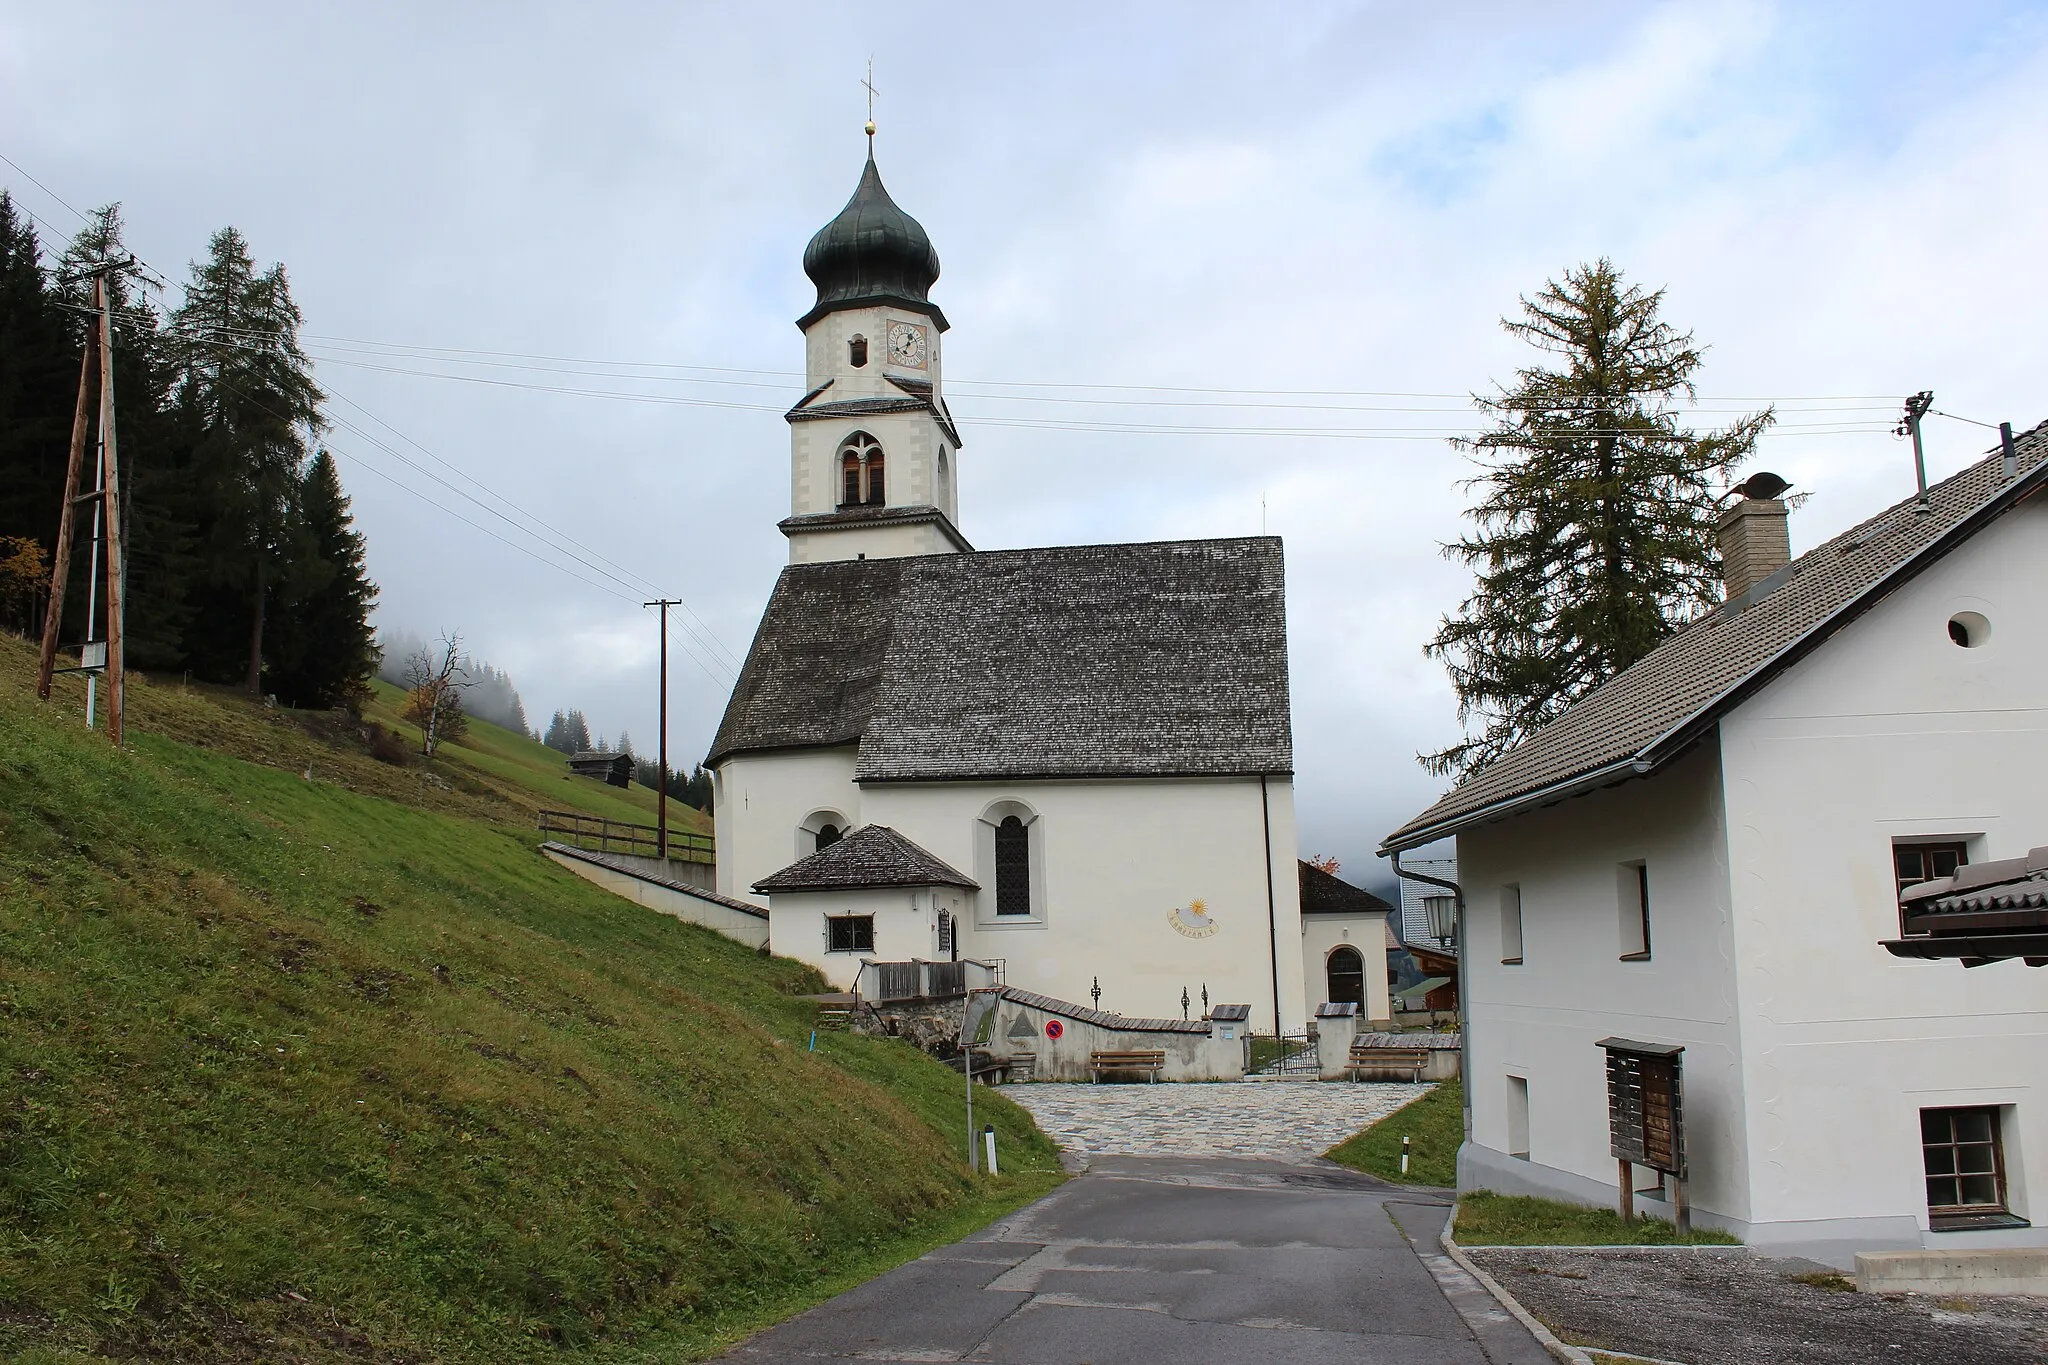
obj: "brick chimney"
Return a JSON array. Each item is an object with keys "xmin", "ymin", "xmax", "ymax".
[{"xmin": 1717, "ymin": 496, "xmax": 1791, "ymax": 600}]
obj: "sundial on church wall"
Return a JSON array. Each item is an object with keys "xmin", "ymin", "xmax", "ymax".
[{"xmin": 1167, "ymin": 900, "xmax": 1219, "ymax": 939}]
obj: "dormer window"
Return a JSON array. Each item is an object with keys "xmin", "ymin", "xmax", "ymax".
[
  {"xmin": 848, "ymin": 334, "xmax": 868, "ymax": 368},
  {"xmin": 838, "ymin": 432, "xmax": 885, "ymax": 508}
]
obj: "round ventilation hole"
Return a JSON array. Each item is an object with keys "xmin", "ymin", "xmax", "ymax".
[{"xmin": 1948, "ymin": 611, "xmax": 1990, "ymax": 648}]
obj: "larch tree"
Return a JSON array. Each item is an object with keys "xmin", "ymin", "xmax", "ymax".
[{"xmin": 1422, "ymin": 259, "xmax": 1775, "ymax": 780}]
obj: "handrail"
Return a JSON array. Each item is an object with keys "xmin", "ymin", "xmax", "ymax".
[{"xmin": 536, "ymin": 808, "xmax": 714, "ymax": 865}]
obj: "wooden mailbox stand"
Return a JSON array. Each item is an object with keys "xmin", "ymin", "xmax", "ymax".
[{"xmin": 1598, "ymin": 1037, "xmax": 1689, "ymax": 1233}]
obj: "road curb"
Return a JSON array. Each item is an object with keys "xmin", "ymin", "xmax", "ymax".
[{"xmin": 1440, "ymin": 1212, "xmax": 1595, "ymax": 1365}]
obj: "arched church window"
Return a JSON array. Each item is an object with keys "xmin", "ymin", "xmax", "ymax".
[
  {"xmin": 995, "ymin": 816, "xmax": 1031, "ymax": 916},
  {"xmin": 839, "ymin": 433, "xmax": 883, "ymax": 508},
  {"xmin": 841, "ymin": 450, "xmax": 861, "ymax": 507},
  {"xmin": 848, "ymin": 334, "xmax": 868, "ymax": 367},
  {"xmin": 815, "ymin": 822, "xmax": 842, "ymax": 852},
  {"xmin": 937, "ymin": 447, "xmax": 949, "ymax": 505},
  {"xmin": 1326, "ymin": 945, "xmax": 1365, "ymax": 1007},
  {"xmin": 865, "ymin": 447, "xmax": 885, "ymax": 505}
]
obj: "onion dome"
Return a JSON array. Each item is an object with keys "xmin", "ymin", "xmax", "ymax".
[{"xmin": 798, "ymin": 153, "xmax": 946, "ymax": 331}]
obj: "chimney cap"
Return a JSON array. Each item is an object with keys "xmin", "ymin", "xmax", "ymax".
[{"xmin": 1732, "ymin": 471, "xmax": 1792, "ymax": 502}]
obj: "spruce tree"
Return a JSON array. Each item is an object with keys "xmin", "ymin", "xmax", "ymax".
[
  {"xmin": 0, "ymin": 192, "xmax": 76, "ymax": 560},
  {"xmin": 171, "ymin": 228, "xmax": 322, "ymax": 692},
  {"xmin": 270, "ymin": 450, "xmax": 377, "ymax": 709},
  {"xmin": 1422, "ymin": 260, "xmax": 1775, "ymax": 779}
]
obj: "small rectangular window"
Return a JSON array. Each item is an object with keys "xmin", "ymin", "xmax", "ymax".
[
  {"xmin": 826, "ymin": 915, "xmax": 875, "ymax": 954},
  {"xmin": 1921, "ymin": 1106, "xmax": 2011, "ymax": 1226},
  {"xmin": 1500, "ymin": 884, "xmax": 1524, "ymax": 964},
  {"xmin": 1618, "ymin": 862, "xmax": 1651, "ymax": 960},
  {"xmin": 1506, "ymin": 1075, "xmax": 1530, "ymax": 1160}
]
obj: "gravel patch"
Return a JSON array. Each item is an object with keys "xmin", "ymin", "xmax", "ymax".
[
  {"xmin": 1002, "ymin": 1079, "xmax": 1426, "ymax": 1161},
  {"xmin": 1465, "ymin": 1245, "xmax": 2048, "ymax": 1365}
]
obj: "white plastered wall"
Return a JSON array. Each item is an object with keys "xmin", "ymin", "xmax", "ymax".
[
  {"xmin": 1453, "ymin": 743, "xmax": 1748, "ymax": 1231},
  {"xmin": 1300, "ymin": 912, "xmax": 1393, "ymax": 1026},
  {"xmin": 766, "ymin": 885, "xmax": 966, "ymax": 989},
  {"xmin": 717, "ymin": 755, "xmax": 1307, "ymax": 1030},
  {"xmin": 861, "ymin": 776, "xmax": 1307, "ymax": 1031},
  {"xmin": 1716, "ymin": 496, "xmax": 2048, "ymax": 1259}
]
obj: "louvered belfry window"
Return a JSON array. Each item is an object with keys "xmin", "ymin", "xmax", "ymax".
[
  {"xmin": 841, "ymin": 451, "xmax": 861, "ymax": 507},
  {"xmin": 995, "ymin": 816, "xmax": 1031, "ymax": 916}
]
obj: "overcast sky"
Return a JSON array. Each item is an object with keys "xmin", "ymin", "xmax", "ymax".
[{"xmin": 6, "ymin": 2, "xmax": 2046, "ymax": 892}]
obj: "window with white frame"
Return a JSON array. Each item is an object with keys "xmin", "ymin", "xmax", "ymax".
[
  {"xmin": 1500, "ymin": 883, "xmax": 1524, "ymax": 964},
  {"xmin": 1618, "ymin": 861, "xmax": 1651, "ymax": 960}
]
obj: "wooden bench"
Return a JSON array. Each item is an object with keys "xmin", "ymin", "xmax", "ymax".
[
  {"xmin": 1346, "ymin": 1044, "xmax": 1430, "ymax": 1083},
  {"xmin": 1089, "ymin": 1049, "xmax": 1167, "ymax": 1082}
]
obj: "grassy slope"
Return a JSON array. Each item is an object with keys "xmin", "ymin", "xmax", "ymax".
[
  {"xmin": 0, "ymin": 641, "xmax": 1059, "ymax": 1363},
  {"xmin": 1324, "ymin": 1080, "xmax": 1461, "ymax": 1186},
  {"xmin": 360, "ymin": 680, "xmax": 710, "ymax": 834}
]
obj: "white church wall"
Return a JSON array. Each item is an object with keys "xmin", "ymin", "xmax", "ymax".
[
  {"xmin": 1452, "ymin": 743, "xmax": 1750, "ymax": 1233},
  {"xmin": 1301, "ymin": 912, "xmax": 1393, "ymax": 1026},
  {"xmin": 766, "ymin": 886, "xmax": 934, "ymax": 991},
  {"xmin": 1715, "ymin": 498, "xmax": 2048, "ymax": 1259},
  {"xmin": 861, "ymin": 775, "xmax": 1308, "ymax": 1032},
  {"xmin": 785, "ymin": 520, "xmax": 951, "ymax": 565},
  {"xmin": 713, "ymin": 747, "xmax": 860, "ymax": 901}
]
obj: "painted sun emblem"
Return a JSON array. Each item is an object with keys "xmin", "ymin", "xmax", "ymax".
[{"xmin": 1167, "ymin": 899, "xmax": 1219, "ymax": 939}]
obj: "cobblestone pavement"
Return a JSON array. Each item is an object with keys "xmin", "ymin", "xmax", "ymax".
[
  {"xmin": 1002, "ymin": 1079, "xmax": 1428, "ymax": 1162},
  {"xmin": 1466, "ymin": 1245, "xmax": 2048, "ymax": 1365}
]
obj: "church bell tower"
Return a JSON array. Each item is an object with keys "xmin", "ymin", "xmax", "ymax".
[{"xmin": 779, "ymin": 146, "xmax": 969, "ymax": 563}]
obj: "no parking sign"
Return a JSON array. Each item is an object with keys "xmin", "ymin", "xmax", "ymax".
[{"xmin": 1044, "ymin": 1020, "xmax": 1064, "ymax": 1040}]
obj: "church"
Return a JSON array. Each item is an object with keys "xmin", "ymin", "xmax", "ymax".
[{"xmin": 706, "ymin": 143, "xmax": 1323, "ymax": 1034}]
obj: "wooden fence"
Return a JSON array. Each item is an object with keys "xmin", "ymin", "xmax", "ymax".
[{"xmin": 537, "ymin": 809, "xmax": 715, "ymax": 866}]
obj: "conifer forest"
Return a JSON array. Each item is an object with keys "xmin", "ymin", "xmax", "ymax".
[{"xmin": 0, "ymin": 191, "xmax": 377, "ymax": 709}]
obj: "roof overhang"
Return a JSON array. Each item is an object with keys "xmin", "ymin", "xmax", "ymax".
[
  {"xmin": 1881, "ymin": 933, "xmax": 2048, "ymax": 966},
  {"xmin": 1380, "ymin": 456, "xmax": 2048, "ymax": 857},
  {"xmin": 776, "ymin": 505, "xmax": 975, "ymax": 554}
]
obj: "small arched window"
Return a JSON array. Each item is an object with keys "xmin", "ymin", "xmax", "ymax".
[
  {"xmin": 1326, "ymin": 945, "xmax": 1365, "ymax": 1007},
  {"xmin": 848, "ymin": 334, "xmax": 868, "ymax": 367},
  {"xmin": 937, "ymin": 447, "xmax": 950, "ymax": 505},
  {"xmin": 995, "ymin": 816, "xmax": 1031, "ymax": 916},
  {"xmin": 815, "ymin": 822, "xmax": 842, "ymax": 852}
]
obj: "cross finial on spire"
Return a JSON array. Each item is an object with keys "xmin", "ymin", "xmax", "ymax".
[{"xmin": 863, "ymin": 58, "xmax": 879, "ymax": 142}]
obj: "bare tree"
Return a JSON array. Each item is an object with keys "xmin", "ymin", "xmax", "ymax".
[{"xmin": 401, "ymin": 631, "xmax": 472, "ymax": 757}]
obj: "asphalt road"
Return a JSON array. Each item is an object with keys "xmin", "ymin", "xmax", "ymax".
[{"xmin": 720, "ymin": 1154, "xmax": 1551, "ymax": 1364}]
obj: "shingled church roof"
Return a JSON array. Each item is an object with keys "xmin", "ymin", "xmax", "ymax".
[
  {"xmin": 1384, "ymin": 425, "xmax": 2048, "ymax": 852},
  {"xmin": 752, "ymin": 825, "xmax": 977, "ymax": 893},
  {"xmin": 708, "ymin": 536, "xmax": 1292, "ymax": 781}
]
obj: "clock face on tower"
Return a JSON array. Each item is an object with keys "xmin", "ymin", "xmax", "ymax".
[{"xmin": 887, "ymin": 321, "xmax": 928, "ymax": 369}]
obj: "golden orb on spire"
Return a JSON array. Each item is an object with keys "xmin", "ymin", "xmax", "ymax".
[{"xmin": 865, "ymin": 120, "xmax": 876, "ymax": 136}]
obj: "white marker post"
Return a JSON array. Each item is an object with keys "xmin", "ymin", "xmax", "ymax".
[
  {"xmin": 1401, "ymin": 1136, "xmax": 1411, "ymax": 1176},
  {"xmin": 983, "ymin": 1125, "xmax": 999, "ymax": 1177}
]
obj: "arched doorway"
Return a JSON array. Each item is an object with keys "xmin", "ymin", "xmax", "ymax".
[{"xmin": 1326, "ymin": 945, "xmax": 1365, "ymax": 1008}]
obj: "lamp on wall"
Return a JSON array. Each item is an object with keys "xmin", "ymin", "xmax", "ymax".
[{"xmin": 1423, "ymin": 894, "xmax": 1458, "ymax": 949}]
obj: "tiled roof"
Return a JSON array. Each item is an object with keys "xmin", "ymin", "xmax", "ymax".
[
  {"xmin": 1384, "ymin": 427, "xmax": 2048, "ymax": 851},
  {"xmin": 777, "ymin": 504, "xmax": 974, "ymax": 552},
  {"xmin": 1903, "ymin": 846, "xmax": 2048, "ymax": 915},
  {"xmin": 997, "ymin": 985, "xmax": 1213, "ymax": 1034},
  {"xmin": 709, "ymin": 537, "xmax": 1293, "ymax": 780},
  {"xmin": 752, "ymin": 824, "xmax": 977, "ymax": 893},
  {"xmin": 1299, "ymin": 861, "xmax": 1396, "ymax": 917}
]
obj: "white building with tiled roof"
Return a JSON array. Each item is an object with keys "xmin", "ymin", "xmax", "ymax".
[
  {"xmin": 706, "ymin": 146, "xmax": 1309, "ymax": 1033},
  {"xmin": 1382, "ymin": 431, "xmax": 2048, "ymax": 1265}
]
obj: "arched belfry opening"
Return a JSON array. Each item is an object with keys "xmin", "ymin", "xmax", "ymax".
[{"xmin": 838, "ymin": 432, "xmax": 885, "ymax": 508}]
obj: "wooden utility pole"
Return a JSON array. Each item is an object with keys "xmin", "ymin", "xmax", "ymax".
[
  {"xmin": 36, "ymin": 278, "xmax": 101, "ymax": 701},
  {"xmin": 645, "ymin": 598, "xmax": 682, "ymax": 860},
  {"xmin": 36, "ymin": 266, "xmax": 126, "ymax": 743}
]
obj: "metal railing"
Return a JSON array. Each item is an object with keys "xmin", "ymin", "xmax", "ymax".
[{"xmin": 537, "ymin": 809, "xmax": 715, "ymax": 865}]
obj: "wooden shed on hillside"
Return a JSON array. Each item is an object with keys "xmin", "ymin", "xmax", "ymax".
[{"xmin": 568, "ymin": 751, "xmax": 633, "ymax": 788}]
